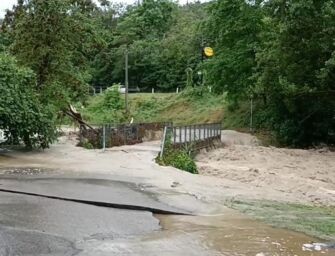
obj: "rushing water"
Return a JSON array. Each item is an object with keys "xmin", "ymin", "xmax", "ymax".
[{"xmin": 155, "ymin": 211, "xmax": 334, "ymax": 256}]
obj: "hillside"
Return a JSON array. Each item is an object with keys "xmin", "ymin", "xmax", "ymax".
[{"xmin": 81, "ymin": 90, "xmax": 229, "ymax": 126}]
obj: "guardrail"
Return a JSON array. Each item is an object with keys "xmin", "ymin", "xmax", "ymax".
[{"xmin": 163, "ymin": 123, "xmax": 222, "ymax": 152}]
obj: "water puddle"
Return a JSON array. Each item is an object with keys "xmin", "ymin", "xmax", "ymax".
[{"xmin": 155, "ymin": 211, "xmax": 334, "ymax": 256}]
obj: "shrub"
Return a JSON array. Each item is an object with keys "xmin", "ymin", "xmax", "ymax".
[
  {"xmin": 0, "ymin": 54, "xmax": 56, "ymax": 149},
  {"xmin": 157, "ymin": 141, "xmax": 198, "ymax": 174},
  {"xmin": 103, "ymin": 85, "xmax": 124, "ymax": 110}
]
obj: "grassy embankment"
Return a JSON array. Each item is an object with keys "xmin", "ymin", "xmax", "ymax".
[
  {"xmin": 80, "ymin": 91, "xmax": 335, "ymax": 241},
  {"xmin": 80, "ymin": 90, "xmax": 243, "ymax": 127}
]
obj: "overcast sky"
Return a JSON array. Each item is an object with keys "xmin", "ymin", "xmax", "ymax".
[{"xmin": 0, "ymin": 0, "xmax": 204, "ymax": 18}]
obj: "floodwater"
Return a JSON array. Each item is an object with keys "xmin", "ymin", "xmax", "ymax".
[
  {"xmin": 81, "ymin": 212, "xmax": 334, "ymax": 255},
  {"xmin": 154, "ymin": 212, "xmax": 334, "ymax": 256},
  {"xmin": 0, "ymin": 167, "xmax": 334, "ymax": 255}
]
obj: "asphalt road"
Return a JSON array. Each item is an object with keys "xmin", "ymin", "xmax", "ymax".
[
  {"xmin": 0, "ymin": 191, "xmax": 160, "ymax": 255},
  {"xmin": 0, "ymin": 171, "xmax": 186, "ymax": 256},
  {"xmin": 0, "ymin": 175, "xmax": 187, "ymax": 214}
]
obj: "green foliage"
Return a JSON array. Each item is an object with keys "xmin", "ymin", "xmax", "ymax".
[
  {"xmin": 91, "ymin": 2, "xmax": 206, "ymax": 92},
  {"xmin": 0, "ymin": 54, "xmax": 56, "ymax": 148},
  {"xmin": 82, "ymin": 85, "xmax": 126, "ymax": 124},
  {"xmin": 1, "ymin": 0, "xmax": 333, "ymax": 148},
  {"xmin": 157, "ymin": 143, "xmax": 198, "ymax": 174},
  {"xmin": 3, "ymin": 0, "xmax": 101, "ymax": 109},
  {"xmin": 82, "ymin": 92, "xmax": 225, "ymax": 126},
  {"xmin": 81, "ymin": 139, "xmax": 94, "ymax": 149},
  {"xmin": 254, "ymin": 0, "xmax": 335, "ymax": 146},
  {"xmin": 202, "ymin": 0, "xmax": 335, "ymax": 147},
  {"xmin": 203, "ymin": 0, "xmax": 262, "ymax": 101},
  {"xmin": 103, "ymin": 85, "xmax": 124, "ymax": 110}
]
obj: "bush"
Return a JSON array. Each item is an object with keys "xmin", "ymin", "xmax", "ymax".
[
  {"xmin": 103, "ymin": 85, "xmax": 124, "ymax": 110},
  {"xmin": 83, "ymin": 84, "xmax": 127, "ymax": 124},
  {"xmin": 0, "ymin": 54, "xmax": 56, "ymax": 149},
  {"xmin": 157, "ymin": 144, "xmax": 198, "ymax": 174},
  {"xmin": 82, "ymin": 139, "xmax": 94, "ymax": 149}
]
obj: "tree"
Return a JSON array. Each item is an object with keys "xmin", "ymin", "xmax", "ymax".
[
  {"xmin": 203, "ymin": 0, "xmax": 263, "ymax": 103},
  {"xmin": 157, "ymin": 3, "xmax": 206, "ymax": 89},
  {"xmin": 0, "ymin": 54, "xmax": 56, "ymax": 149},
  {"xmin": 91, "ymin": 1, "xmax": 206, "ymax": 91},
  {"xmin": 3, "ymin": 0, "xmax": 101, "ymax": 109},
  {"xmin": 255, "ymin": 0, "xmax": 335, "ymax": 146}
]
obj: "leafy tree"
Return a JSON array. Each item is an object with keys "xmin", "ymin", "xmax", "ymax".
[
  {"xmin": 255, "ymin": 0, "xmax": 335, "ymax": 146},
  {"xmin": 3, "ymin": 0, "xmax": 101, "ymax": 109},
  {"xmin": 157, "ymin": 3, "xmax": 206, "ymax": 89},
  {"xmin": 0, "ymin": 54, "xmax": 56, "ymax": 149},
  {"xmin": 91, "ymin": 1, "xmax": 206, "ymax": 91},
  {"xmin": 203, "ymin": 0, "xmax": 263, "ymax": 103}
]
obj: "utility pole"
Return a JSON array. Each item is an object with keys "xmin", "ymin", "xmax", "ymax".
[
  {"xmin": 125, "ymin": 47, "xmax": 129, "ymax": 113},
  {"xmin": 200, "ymin": 37, "xmax": 204, "ymax": 86}
]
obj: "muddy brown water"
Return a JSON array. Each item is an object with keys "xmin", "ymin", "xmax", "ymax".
[{"xmin": 155, "ymin": 212, "xmax": 334, "ymax": 256}]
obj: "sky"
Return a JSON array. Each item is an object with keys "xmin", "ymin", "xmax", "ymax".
[{"xmin": 0, "ymin": 0, "xmax": 202, "ymax": 18}]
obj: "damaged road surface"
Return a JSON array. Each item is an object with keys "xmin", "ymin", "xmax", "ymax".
[
  {"xmin": 0, "ymin": 172, "xmax": 186, "ymax": 256},
  {"xmin": 0, "ymin": 168, "xmax": 334, "ymax": 255},
  {"xmin": 0, "ymin": 192, "xmax": 160, "ymax": 255}
]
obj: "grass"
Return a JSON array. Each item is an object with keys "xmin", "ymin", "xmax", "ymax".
[
  {"xmin": 79, "ymin": 89, "xmax": 276, "ymax": 144},
  {"xmin": 81, "ymin": 90, "xmax": 226, "ymax": 125},
  {"xmin": 227, "ymin": 199, "xmax": 335, "ymax": 241}
]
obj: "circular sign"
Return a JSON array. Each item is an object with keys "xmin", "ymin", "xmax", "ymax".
[{"xmin": 204, "ymin": 47, "xmax": 214, "ymax": 57}]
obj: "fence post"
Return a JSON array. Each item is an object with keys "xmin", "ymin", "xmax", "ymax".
[
  {"xmin": 198, "ymin": 125, "xmax": 201, "ymax": 140},
  {"xmin": 189, "ymin": 126, "xmax": 192, "ymax": 143},
  {"xmin": 203, "ymin": 124, "xmax": 205, "ymax": 140},
  {"xmin": 102, "ymin": 125, "xmax": 106, "ymax": 152},
  {"xmin": 184, "ymin": 126, "xmax": 187, "ymax": 143},
  {"xmin": 173, "ymin": 127, "xmax": 176, "ymax": 144},
  {"xmin": 160, "ymin": 126, "xmax": 168, "ymax": 158}
]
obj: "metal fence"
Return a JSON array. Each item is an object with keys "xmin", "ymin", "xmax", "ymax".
[
  {"xmin": 80, "ymin": 122, "xmax": 171, "ymax": 149},
  {"xmin": 162, "ymin": 123, "xmax": 222, "ymax": 153}
]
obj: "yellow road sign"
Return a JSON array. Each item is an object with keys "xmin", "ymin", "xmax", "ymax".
[{"xmin": 204, "ymin": 47, "xmax": 214, "ymax": 57}]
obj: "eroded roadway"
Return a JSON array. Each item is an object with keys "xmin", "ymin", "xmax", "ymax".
[{"xmin": 0, "ymin": 169, "xmax": 187, "ymax": 255}]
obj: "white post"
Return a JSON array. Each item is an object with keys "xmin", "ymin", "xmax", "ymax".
[
  {"xmin": 160, "ymin": 126, "xmax": 168, "ymax": 158},
  {"xmin": 152, "ymin": 88, "xmax": 154, "ymax": 94},
  {"xmin": 100, "ymin": 87, "xmax": 103, "ymax": 94},
  {"xmin": 176, "ymin": 87, "xmax": 179, "ymax": 94}
]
